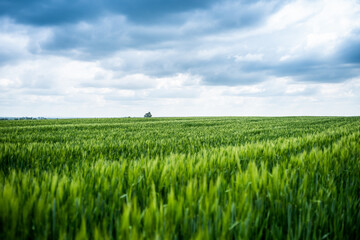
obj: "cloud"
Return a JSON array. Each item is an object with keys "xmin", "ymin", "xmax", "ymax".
[
  {"xmin": 0, "ymin": 0, "xmax": 217, "ymax": 26},
  {"xmin": 29, "ymin": 1, "xmax": 286, "ymax": 57},
  {"xmin": 234, "ymin": 53, "xmax": 263, "ymax": 62},
  {"xmin": 336, "ymin": 29, "xmax": 360, "ymax": 64},
  {"xmin": 0, "ymin": 22, "xmax": 29, "ymax": 65},
  {"xmin": 272, "ymin": 60, "xmax": 360, "ymax": 83},
  {"xmin": 82, "ymin": 73, "xmax": 157, "ymax": 90},
  {"xmin": 0, "ymin": 0, "xmax": 286, "ymax": 27},
  {"xmin": 149, "ymin": 88, "xmax": 199, "ymax": 99},
  {"xmin": 0, "ymin": 0, "xmax": 102, "ymax": 26},
  {"xmin": 1, "ymin": 0, "xmax": 360, "ymax": 117}
]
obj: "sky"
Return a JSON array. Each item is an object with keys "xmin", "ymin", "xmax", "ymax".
[{"xmin": 0, "ymin": 0, "xmax": 360, "ymax": 117}]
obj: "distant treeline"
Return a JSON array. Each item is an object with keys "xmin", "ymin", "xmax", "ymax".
[{"xmin": 0, "ymin": 117, "xmax": 47, "ymax": 120}]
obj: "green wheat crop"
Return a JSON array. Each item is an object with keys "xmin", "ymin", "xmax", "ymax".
[{"xmin": 0, "ymin": 117, "xmax": 359, "ymax": 239}]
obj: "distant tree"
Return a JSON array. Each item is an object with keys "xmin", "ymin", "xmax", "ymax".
[{"xmin": 144, "ymin": 112, "xmax": 152, "ymax": 118}]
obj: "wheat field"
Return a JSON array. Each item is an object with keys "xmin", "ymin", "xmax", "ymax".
[{"xmin": 1, "ymin": 117, "xmax": 359, "ymax": 239}]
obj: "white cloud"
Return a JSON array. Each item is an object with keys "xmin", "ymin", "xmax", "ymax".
[
  {"xmin": 234, "ymin": 53, "xmax": 263, "ymax": 62},
  {"xmin": 0, "ymin": 33, "xmax": 28, "ymax": 55},
  {"xmin": 265, "ymin": 0, "xmax": 360, "ymax": 57},
  {"xmin": 1, "ymin": 0, "xmax": 360, "ymax": 117},
  {"xmin": 266, "ymin": 0, "xmax": 318, "ymax": 30}
]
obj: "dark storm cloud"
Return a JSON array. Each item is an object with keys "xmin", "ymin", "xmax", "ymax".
[
  {"xmin": 34, "ymin": 0, "xmax": 286, "ymax": 57},
  {"xmin": 0, "ymin": 0, "xmax": 102, "ymax": 26},
  {"xmin": 1, "ymin": 0, "xmax": 359, "ymax": 88},
  {"xmin": 336, "ymin": 30, "xmax": 360, "ymax": 64},
  {"xmin": 105, "ymin": 0, "xmax": 218, "ymax": 23},
  {"xmin": 184, "ymin": 58, "xmax": 266, "ymax": 86},
  {"xmin": 270, "ymin": 60, "xmax": 360, "ymax": 83},
  {"xmin": 40, "ymin": 17, "xmax": 164, "ymax": 57},
  {"xmin": 227, "ymin": 56, "xmax": 359, "ymax": 85},
  {"xmin": 215, "ymin": 38, "xmax": 360, "ymax": 85},
  {"xmin": 0, "ymin": 0, "xmax": 217, "ymax": 26},
  {"xmin": 1, "ymin": 0, "xmax": 291, "ymax": 26}
]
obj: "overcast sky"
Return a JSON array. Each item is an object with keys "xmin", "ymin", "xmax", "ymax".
[{"xmin": 1, "ymin": 0, "xmax": 360, "ymax": 117}]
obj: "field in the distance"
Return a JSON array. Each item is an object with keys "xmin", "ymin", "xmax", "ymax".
[{"xmin": 0, "ymin": 117, "xmax": 359, "ymax": 239}]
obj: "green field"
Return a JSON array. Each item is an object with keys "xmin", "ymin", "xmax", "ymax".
[{"xmin": 1, "ymin": 117, "xmax": 359, "ymax": 239}]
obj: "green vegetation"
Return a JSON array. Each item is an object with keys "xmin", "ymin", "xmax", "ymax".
[{"xmin": 0, "ymin": 117, "xmax": 359, "ymax": 239}]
